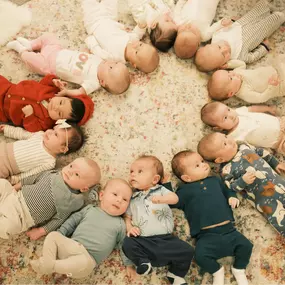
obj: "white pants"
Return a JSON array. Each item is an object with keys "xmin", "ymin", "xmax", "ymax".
[
  {"xmin": 34, "ymin": 231, "xmax": 96, "ymax": 279},
  {"xmin": 0, "ymin": 179, "xmax": 34, "ymax": 239}
]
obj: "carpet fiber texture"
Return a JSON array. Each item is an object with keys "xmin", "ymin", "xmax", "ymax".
[{"xmin": 0, "ymin": 0, "xmax": 285, "ymax": 284}]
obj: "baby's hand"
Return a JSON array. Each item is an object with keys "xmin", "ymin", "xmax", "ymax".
[
  {"xmin": 242, "ymin": 172, "xmax": 256, "ymax": 184},
  {"xmin": 268, "ymin": 75, "xmax": 281, "ymax": 86},
  {"xmin": 52, "ymin": 79, "xmax": 67, "ymax": 90},
  {"xmin": 26, "ymin": 227, "xmax": 47, "ymax": 240},
  {"xmin": 275, "ymin": 163, "xmax": 285, "ymax": 174},
  {"xmin": 221, "ymin": 18, "xmax": 233, "ymax": 27},
  {"xmin": 0, "ymin": 125, "xmax": 5, "ymax": 132},
  {"xmin": 228, "ymin": 197, "xmax": 240, "ymax": 208},
  {"xmin": 22, "ymin": 105, "xmax": 34, "ymax": 117},
  {"xmin": 127, "ymin": 226, "xmax": 140, "ymax": 237},
  {"xmin": 126, "ymin": 266, "xmax": 137, "ymax": 282},
  {"xmin": 151, "ymin": 195, "xmax": 164, "ymax": 204},
  {"xmin": 55, "ymin": 89, "xmax": 69, "ymax": 97}
]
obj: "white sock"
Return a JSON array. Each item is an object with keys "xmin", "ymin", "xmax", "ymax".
[
  {"xmin": 17, "ymin": 37, "xmax": 32, "ymax": 51},
  {"xmin": 166, "ymin": 271, "xmax": 187, "ymax": 285},
  {"xmin": 213, "ymin": 266, "xmax": 224, "ymax": 285},
  {"xmin": 231, "ymin": 267, "xmax": 248, "ymax": 285},
  {"xmin": 6, "ymin": 41, "xmax": 27, "ymax": 54}
]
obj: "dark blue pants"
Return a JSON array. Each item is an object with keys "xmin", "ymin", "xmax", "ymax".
[
  {"xmin": 195, "ymin": 223, "xmax": 253, "ymax": 274},
  {"xmin": 122, "ymin": 234, "xmax": 194, "ymax": 277}
]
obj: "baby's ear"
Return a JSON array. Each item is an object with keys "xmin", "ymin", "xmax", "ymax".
[
  {"xmin": 214, "ymin": 157, "xmax": 224, "ymax": 164},
  {"xmin": 181, "ymin": 174, "xmax": 191, "ymax": 182},
  {"xmin": 150, "ymin": 21, "xmax": 158, "ymax": 30},
  {"xmin": 80, "ymin": 186, "xmax": 89, "ymax": 193},
  {"xmin": 99, "ymin": 78, "xmax": 106, "ymax": 87},
  {"xmin": 228, "ymin": 91, "xmax": 235, "ymax": 98},
  {"xmin": 153, "ymin": 174, "xmax": 160, "ymax": 185},
  {"xmin": 61, "ymin": 145, "xmax": 69, "ymax": 154}
]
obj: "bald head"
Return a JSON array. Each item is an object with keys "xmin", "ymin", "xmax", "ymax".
[
  {"xmin": 174, "ymin": 31, "xmax": 200, "ymax": 59},
  {"xmin": 197, "ymin": 133, "xmax": 220, "ymax": 161}
]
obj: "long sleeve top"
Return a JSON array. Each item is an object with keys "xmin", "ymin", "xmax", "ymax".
[
  {"xmin": 171, "ymin": 176, "xmax": 236, "ymax": 237},
  {"xmin": 21, "ymin": 171, "xmax": 84, "ymax": 233},
  {"xmin": 0, "ymin": 74, "xmax": 58, "ymax": 132},
  {"xmin": 174, "ymin": 0, "xmax": 221, "ymax": 42},
  {"xmin": 57, "ymin": 204, "xmax": 132, "ymax": 265},
  {"xmin": 235, "ymin": 59, "xmax": 285, "ymax": 103},
  {"xmin": 4, "ymin": 125, "xmax": 56, "ymax": 184}
]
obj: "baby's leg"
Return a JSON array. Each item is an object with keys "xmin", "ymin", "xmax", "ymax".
[
  {"xmin": 237, "ymin": 0, "xmax": 271, "ymax": 26},
  {"xmin": 243, "ymin": 11, "xmax": 285, "ymax": 52},
  {"xmin": 82, "ymin": 0, "xmax": 118, "ymax": 35},
  {"xmin": 31, "ymin": 232, "xmax": 96, "ymax": 278}
]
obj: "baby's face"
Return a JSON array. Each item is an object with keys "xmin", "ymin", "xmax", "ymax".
[
  {"xmin": 48, "ymin": 97, "xmax": 73, "ymax": 121},
  {"xmin": 43, "ymin": 125, "xmax": 69, "ymax": 154},
  {"xmin": 156, "ymin": 12, "xmax": 177, "ymax": 33},
  {"xmin": 61, "ymin": 158, "xmax": 97, "ymax": 191},
  {"xmin": 127, "ymin": 40, "xmax": 157, "ymax": 71},
  {"xmin": 129, "ymin": 159, "xmax": 159, "ymax": 191},
  {"xmin": 212, "ymin": 103, "xmax": 239, "ymax": 130},
  {"xmin": 98, "ymin": 60, "xmax": 129, "ymax": 94},
  {"xmin": 212, "ymin": 133, "xmax": 238, "ymax": 162},
  {"xmin": 100, "ymin": 179, "xmax": 132, "ymax": 216},
  {"xmin": 213, "ymin": 70, "xmax": 242, "ymax": 97},
  {"xmin": 181, "ymin": 153, "xmax": 210, "ymax": 182}
]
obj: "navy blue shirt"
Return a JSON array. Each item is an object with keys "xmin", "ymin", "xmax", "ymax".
[{"xmin": 172, "ymin": 176, "xmax": 236, "ymax": 237}]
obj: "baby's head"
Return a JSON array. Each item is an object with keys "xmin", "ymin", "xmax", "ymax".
[
  {"xmin": 195, "ymin": 41, "xmax": 231, "ymax": 72},
  {"xmin": 171, "ymin": 150, "xmax": 210, "ymax": 182},
  {"xmin": 201, "ymin": 102, "xmax": 239, "ymax": 131},
  {"xmin": 61, "ymin": 157, "xmax": 101, "ymax": 192},
  {"xmin": 99, "ymin": 178, "xmax": 132, "ymax": 216},
  {"xmin": 129, "ymin": 155, "xmax": 164, "ymax": 191},
  {"xmin": 174, "ymin": 24, "xmax": 201, "ymax": 59},
  {"xmin": 198, "ymin": 132, "xmax": 238, "ymax": 163},
  {"xmin": 98, "ymin": 60, "xmax": 130, "ymax": 94},
  {"xmin": 48, "ymin": 95, "xmax": 94, "ymax": 126},
  {"xmin": 126, "ymin": 40, "xmax": 159, "ymax": 73},
  {"xmin": 150, "ymin": 13, "xmax": 178, "ymax": 52},
  {"xmin": 43, "ymin": 122, "xmax": 84, "ymax": 156},
  {"xmin": 208, "ymin": 70, "xmax": 242, "ymax": 101}
]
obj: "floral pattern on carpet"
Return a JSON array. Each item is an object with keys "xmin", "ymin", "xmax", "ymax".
[{"xmin": 0, "ymin": 0, "xmax": 285, "ymax": 284}]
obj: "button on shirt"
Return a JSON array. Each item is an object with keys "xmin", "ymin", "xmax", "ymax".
[{"xmin": 126, "ymin": 185, "xmax": 174, "ymax": 236}]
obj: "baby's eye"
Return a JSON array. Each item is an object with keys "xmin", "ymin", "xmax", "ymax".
[
  {"xmin": 135, "ymin": 51, "xmax": 138, "ymax": 54},
  {"xmin": 224, "ymin": 142, "xmax": 227, "ymax": 146},
  {"xmin": 130, "ymin": 170, "xmax": 133, "ymax": 173},
  {"xmin": 75, "ymin": 173, "xmax": 79, "ymax": 177},
  {"xmin": 110, "ymin": 66, "xmax": 113, "ymax": 69},
  {"xmin": 224, "ymin": 116, "xmax": 228, "ymax": 120},
  {"xmin": 138, "ymin": 170, "xmax": 143, "ymax": 173},
  {"xmin": 123, "ymin": 198, "xmax": 127, "ymax": 202},
  {"xmin": 196, "ymin": 164, "xmax": 199, "ymax": 168},
  {"xmin": 70, "ymin": 165, "xmax": 73, "ymax": 168},
  {"xmin": 113, "ymin": 193, "xmax": 117, "ymax": 196},
  {"xmin": 60, "ymin": 100, "xmax": 62, "ymax": 105}
]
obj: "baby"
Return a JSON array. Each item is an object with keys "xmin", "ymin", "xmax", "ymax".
[
  {"xmin": 122, "ymin": 155, "xmax": 194, "ymax": 285},
  {"xmin": 128, "ymin": 0, "xmax": 177, "ymax": 52},
  {"xmin": 198, "ymin": 132, "xmax": 285, "ymax": 237},
  {"xmin": 0, "ymin": 74, "xmax": 94, "ymax": 132},
  {"xmin": 7, "ymin": 34, "xmax": 130, "ymax": 95},
  {"xmin": 194, "ymin": 0, "xmax": 285, "ymax": 72},
  {"xmin": 0, "ymin": 122, "xmax": 84, "ymax": 185},
  {"xmin": 171, "ymin": 150, "xmax": 252, "ymax": 285},
  {"xmin": 82, "ymin": 0, "xmax": 159, "ymax": 73},
  {"xmin": 30, "ymin": 178, "xmax": 137, "ymax": 281},
  {"xmin": 173, "ymin": 0, "xmax": 232, "ymax": 59},
  {"xmin": 0, "ymin": 157, "xmax": 101, "ymax": 240},
  {"xmin": 207, "ymin": 55, "xmax": 285, "ymax": 103},
  {"xmin": 200, "ymin": 101, "xmax": 285, "ymax": 155}
]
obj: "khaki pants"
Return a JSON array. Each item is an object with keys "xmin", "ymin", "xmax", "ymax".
[
  {"xmin": 0, "ymin": 179, "xmax": 34, "ymax": 239},
  {"xmin": 33, "ymin": 231, "xmax": 96, "ymax": 279}
]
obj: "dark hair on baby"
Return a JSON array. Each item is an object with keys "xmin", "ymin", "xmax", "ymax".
[
  {"xmin": 150, "ymin": 25, "xmax": 177, "ymax": 52},
  {"xmin": 70, "ymin": 98, "xmax": 85, "ymax": 123},
  {"xmin": 65, "ymin": 122, "xmax": 85, "ymax": 155},
  {"xmin": 171, "ymin": 150, "xmax": 194, "ymax": 180}
]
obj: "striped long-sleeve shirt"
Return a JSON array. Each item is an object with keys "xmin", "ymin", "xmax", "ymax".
[
  {"xmin": 4, "ymin": 125, "xmax": 56, "ymax": 184},
  {"xmin": 21, "ymin": 171, "xmax": 85, "ymax": 233}
]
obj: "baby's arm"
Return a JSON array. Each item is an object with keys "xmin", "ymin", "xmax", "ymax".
[
  {"xmin": 117, "ymin": 221, "xmax": 137, "ymax": 282},
  {"xmin": 243, "ymin": 89, "xmax": 279, "ymax": 104},
  {"xmin": 223, "ymin": 60, "xmax": 246, "ymax": 70},
  {"xmin": 56, "ymin": 87, "xmax": 87, "ymax": 97},
  {"xmin": 11, "ymin": 161, "xmax": 55, "ymax": 186},
  {"xmin": 218, "ymin": 177, "xmax": 240, "ymax": 208},
  {"xmin": 151, "ymin": 191, "xmax": 179, "ymax": 204},
  {"xmin": 2, "ymin": 125, "xmax": 33, "ymax": 140},
  {"xmin": 85, "ymin": 36, "xmax": 113, "ymax": 60},
  {"xmin": 254, "ymin": 147, "xmax": 280, "ymax": 170},
  {"xmin": 248, "ymin": 105, "xmax": 277, "ymax": 116},
  {"xmin": 39, "ymin": 74, "xmax": 59, "ymax": 87},
  {"xmin": 124, "ymin": 214, "xmax": 140, "ymax": 237}
]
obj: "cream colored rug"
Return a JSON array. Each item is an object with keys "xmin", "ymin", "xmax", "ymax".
[
  {"xmin": 0, "ymin": 0, "xmax": 285, "ymax": 284},
  {"xmin": 0, "ymin": 0, "xmax": 31, "ymax": 46}
]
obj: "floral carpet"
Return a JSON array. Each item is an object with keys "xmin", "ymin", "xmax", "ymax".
[{"xmin": 0, "ymin": 0, "xmax": 285, "ymax": 284}]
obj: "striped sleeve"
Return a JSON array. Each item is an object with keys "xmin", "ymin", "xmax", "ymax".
[
  {"xmin": 42, "ymin": 213, "xmax": 71, "ymax": 233},
  {"xmin": 4, "ymin": 125, "xmax": 33, "ymax": 140}
]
